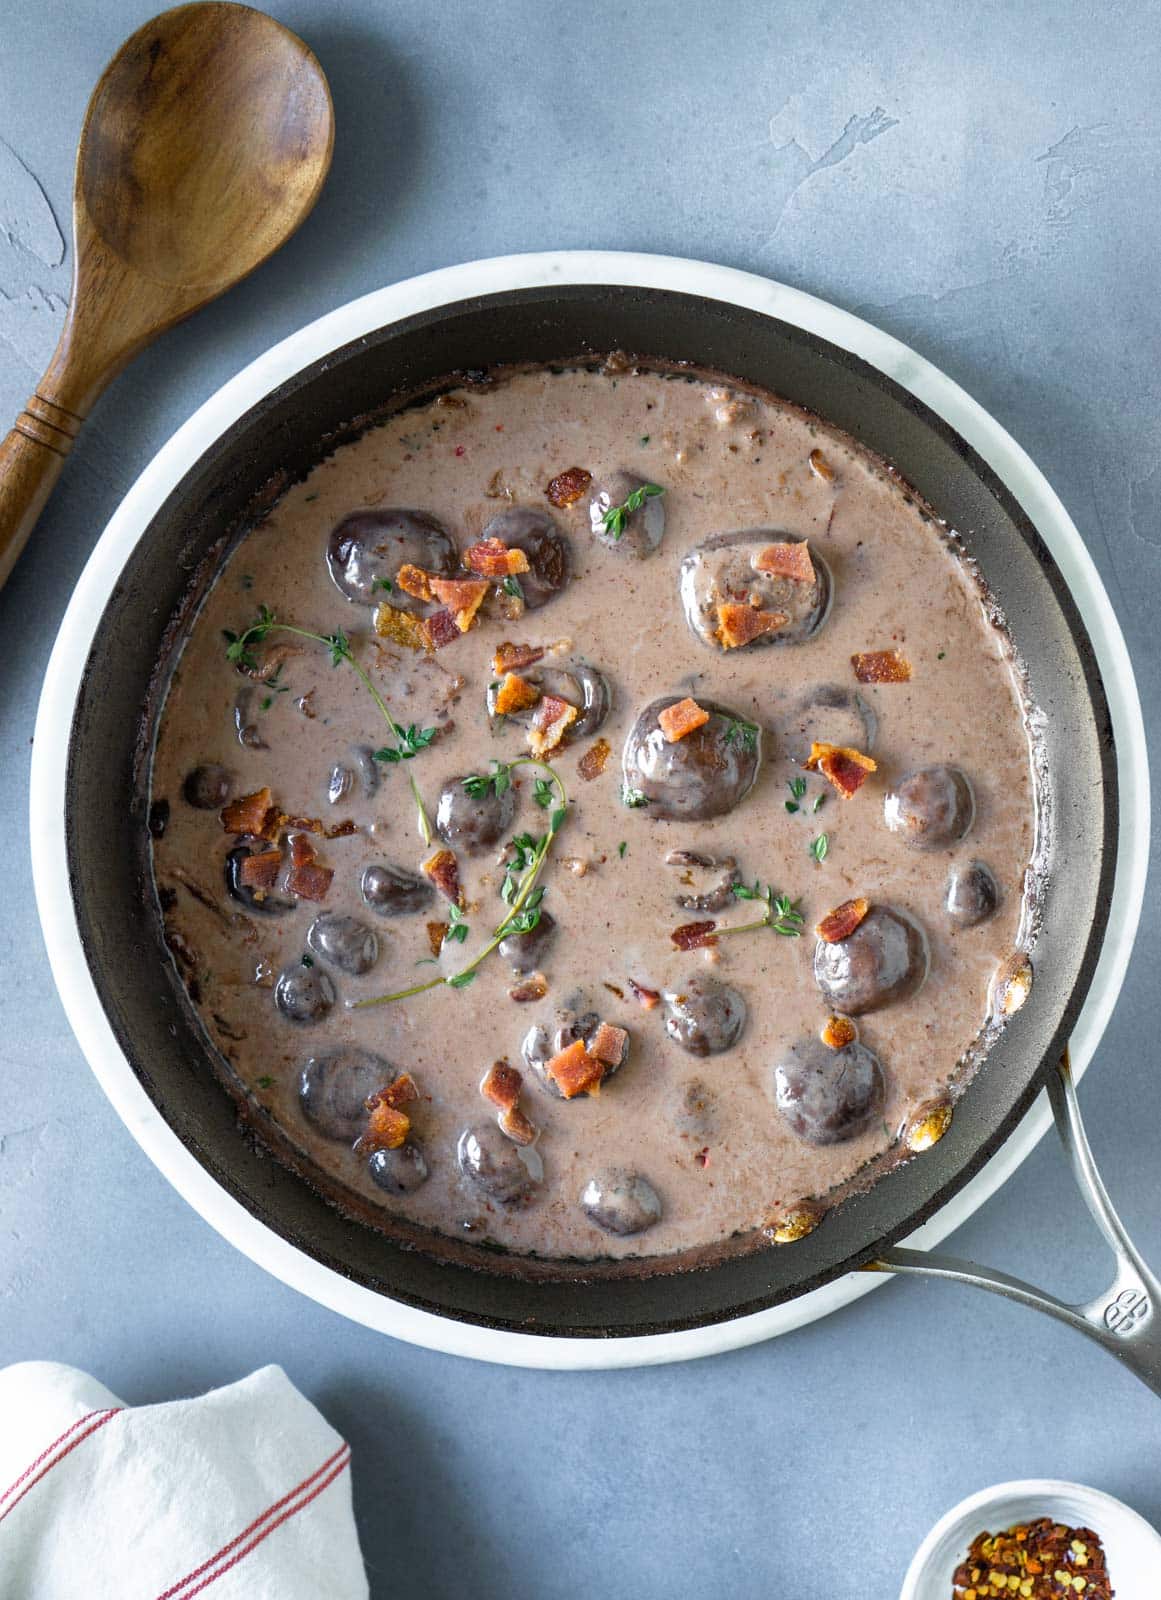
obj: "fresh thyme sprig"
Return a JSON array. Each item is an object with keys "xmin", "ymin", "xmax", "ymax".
[
  {"xmin": 719, "ymin": 881, "xmax": 805, "ymax": 939},
  {"xmin": 785, "ymin": 775, "xmax": 807, "ymax": 813},
  {"xmin": 723, "ymin": 717, "xmax": 760, "ymax": 753},
  {"xmin": 223, "ymin": 606, "xmax": 435, "ymax": 843},
  {"xmin": 354, "ymin": 756, "xmax": 568, "ymax": 1008},
  {"xmin": 809, "ymin": 833, "xmax": 829, "ymax": 864},
  {"xmin": 622, "ymin": 784, "xmax": 650, "ymax": 809},
  {"xmin": 601, "ymin": 482, "xmax": 664, "ymax": 540}
]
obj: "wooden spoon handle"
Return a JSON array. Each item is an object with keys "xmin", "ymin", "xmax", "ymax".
[{"xmin": 0, "ymin": 396, "xmax": 85, "ymax": 589}]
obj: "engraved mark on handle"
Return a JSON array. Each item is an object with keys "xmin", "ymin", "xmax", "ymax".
[{"xmin": 1103, "ymin": 1288, "xmax": 1151, "ymax": 1336}]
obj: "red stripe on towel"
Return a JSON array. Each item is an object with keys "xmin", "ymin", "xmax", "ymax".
[
  {"xmin": 155, "ymin": 1441, "xmax": 351, "ymax": 1599},
  {"xmin": 0, "ymin": 1408, "xmax": 121, "ymax": 1526}
]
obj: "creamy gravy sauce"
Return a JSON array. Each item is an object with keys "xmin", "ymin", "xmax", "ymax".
[{"xmin": 149, "ymin": 365, "xmax": 1037, "ymax": 1262}]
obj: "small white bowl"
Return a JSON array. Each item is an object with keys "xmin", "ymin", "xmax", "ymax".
[{"xmin": 902, "ymin": 1479, "xmax": 1161, "ymax": 1598}]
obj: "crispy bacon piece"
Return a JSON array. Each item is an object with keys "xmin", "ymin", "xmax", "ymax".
[
  {"xmin": 480, "ymin": 1060, "xmax": 523, "ymax": 1111},
  {"xmin": 374, "ymin": 601, "xmax": 428, "ymax": 651},
  {"xmin": 288, "ymin": 832, "xmax": 317, "ymax": 868},
  {"xmin": 493, "ymin": 641, "xmax": 546, "ymax": 673},
  {"xmin": 236, "ymin": 848, "xmax": 281, "ymax": 890},
  {"xmin": 356, "ymin": 1094, "xmax": 410, "ymax": 1153},
  {"xmin": 425, "ymin": 921, "xmax": 448, "ymax": 957},
  {"xmin": 422, "ymin": 848, "xmax": 464, "ymax": 908},
  {"xmin": 590, "ymin": 1022, "xmax": 628, "ymax": 1067},
  {"xmin": 816, "ymin": 897, "xmax": 870, "ymax": 944},
  {"xmin": 805, "ymin": 741, "xmax": 878, "ymax": 799},
  {"xmin": 419, "ymin": 607, "xmax": 463, "ymax": 650},
  {"xmin": 658, "ymin": 697, "xmax": 710, "ymax": 743},
  {"xmin": 715, "ymin": 602, "xmax": 789, "ymax": 649},
  {"xmin": 221, "ymin": 787, "xmax": 273, "ymax": 836},
  {"xmin": 545, "ymin": 1039, "xmax": 605, "ymax": 1099},
  {"xmin": 286, "ymin": 861, "xmax": 334, "ymax": 901},
  {"xmin": 395, "ymin": 564, "xmax": 434, "ymax": 601},
  {"xmin": 577, "ymin": 736, "xmax": 612, "ymax": 781},
  {"xmin": 464, "ymin": 537, "xmax": 531, "ymax": 577},
  {"xmin": 493, "ymin": 672, "xmax": 541, "ymax": 716},
  {"xmin": 545, "ymin": 466, "xmax": 592, "ymax": 508},
  {"xmin": 508, "ymin": 976, "xmax": 548, "ymax": 1003},
  {"xmin": 808, "ymin": 447, "xmax": 835, "ymax": 482},
  {"xmin": 380, "ymin": 1073, "xmax": 419, "ymax": 1109},
  {"xmin": 498, "ymin": 1105, "xmax": 537, "ymax": 1145},
  {"xmin": 324, "ymin": 819, "xmax": 359, "ymax": 839},
  {"xmin": 429, "ymin": 576, "xmax": 489, "ymax": 632},
  {"xmin": 671, "ymin": 920, "xmax": 719, "ymax": 950},
  {"xmin": 752, "ymin": 541, "xmax": 816, "ymax": 584},
  {"xmin": 627, "ymin": 977, "xmax": 661, "ymax": 1010},
  {"xmin": 852, "ymin": 648, "xmax": 911, "ymax": 684},
  {"xmin": 821, "ymin": 1014, "xmax": 857, "ymax": 1050},
  {"xmin": 528, "ymin": 693, "xmax": 579, "ymax": 757}
]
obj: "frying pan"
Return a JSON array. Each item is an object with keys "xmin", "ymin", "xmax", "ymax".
[{"xmin": 29, "ymin": 253, "xmax": 1153, "ymax": 1374}]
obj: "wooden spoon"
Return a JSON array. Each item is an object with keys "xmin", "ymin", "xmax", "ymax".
[{"xmin": 0, "ymin": 2, "xmax": 333, "ymax": 590}]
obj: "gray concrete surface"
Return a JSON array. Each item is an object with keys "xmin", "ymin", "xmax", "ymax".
[{"xmin": 2, "ymin": 2, "xmax": 1160, "ymax": 1594}]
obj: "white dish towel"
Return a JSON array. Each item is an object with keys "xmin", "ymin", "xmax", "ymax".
[{"xmin": 0, "ymin": 1361, "xmax": 369, "ymax": 1599}]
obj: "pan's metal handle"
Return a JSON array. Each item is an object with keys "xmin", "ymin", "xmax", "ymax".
[{"xmin": 868, "ymin": 1049, "xmax": 1161, "ymax": 1396}]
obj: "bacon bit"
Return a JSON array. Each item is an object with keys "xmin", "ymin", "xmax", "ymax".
[
  {"xmin": 481, "ymin": 1060, "xmax": 523, "ymax": 1111},
  {"xmin": 498, "ymin": 1105, "xmax": 537, "ymax": 1145},
  {"xmin": 422, "ymin": 848, "xmax": 464, "ymax": 908},
  {"xmin": 425, "ymin": 920, "xmax": 448, "ymax": 957},
  {"xmin": 764, "ymin": 1205, "xmax": 822, "ymax": 1244},
  {"xmin": 627, "ymin": 977, "xmax": 661, "ymax": 1010},
  {"xmin": 715, "ymin": 601, "xmax": 789, "ymax": 649},
  {"xmin": 395, "ymin": 563, "xmax": 434, "ymax": 601},
  {"xmin": 374, "ymin": 601, "xmax": 428, "ymax": 651},
  {"xmin": 808, "ymin": 447, "xmax": 835, "ymax": 482},
  {"xmin": 753, "ymin": 541, "xmax": 816, "ymax": 584},
  {"xmin": 545, "ymin": 1038, "xmax": 605, "ymax": 1099},
  {"xmin": 380, "ymin": 1073, "xmax": 419, "ymax": 1109},
  {"xmin": 577, "ymin": 736, "xmax": 612, "ymax": 781},
  {"xmin": 545, "ymin": 466, "xmax": 592, "ymax": 508},
  {"xmin": 671, "ymin": 920, "xmax": 719, "ymax": 950},
  {"xmin": 528, "ymin": 693, "xmax": 579, "ymax": 756},
  {"xmin": 356, "ymin": 1095, "xmax": 410, "ymax": 1153},
  {"xmin": 286, "ymin": 861, "xmax": 334, "ymax": 901},
  {"xmin": 237, "ymin": 848, "xmax": 280, "ymax": 890},
  {"xmin": 590, "ymin": 1022, "xmax": 628, "ymax": 1067},
  {"xmin": 658, "ymin": 697, "xmax": 711, "ymax": 743},
  {"xmin": 508, "ymin": 975, "xmax": 548, "ymax": 1003},
  {"xmin": 852, "ymin": 648, "xmax": 912, "ymax": 683},
  {"xmin": 419, "ymin": 607, "xmax": 462, "ymax": 650},
  {"xmin": 288, "ymin": 832, "xmax": 317, "ymax": 868},
  {"xmin": 603, "ymin": 981, "xmax": 625, "ymax": 1000},
  {"xmin": 816, "ymin": 897, "xmax": 870, "ymax": 943},
  {"xmin": 821, "ymin": 1014, "xmax": 857, "ymax": 1050},
  {"xmin": 464, "ymin": 537, "xmax": 531, "ymax": 577},
  {"xmin": 221, "ymin": 787, "xmax": 273, "ymax": 836},
  {"xmin": 493, "ymin": 641, "xmax": 546, "ymax": 673},
  {"xmin": 493, "ymin": 671, "xmax": 541, "ymax": 716},
  {"xmin": 429, "ymin": 576, "xmax": 489, "ymax": 632},
  {"xmin": 324, "ymin": 819, "xmax": 359, "ymax": 839},
  {"xmin": 805, "ymin": 740, "xmax": 878, "ymax": 799},
  {"xmin": 485, "ymin": 469, "xmax": 513, "ymax": 500}
]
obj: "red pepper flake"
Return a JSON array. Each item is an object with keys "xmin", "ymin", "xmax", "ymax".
[
  {"xmin": 657, "ymin": 697, "xmax": 711, "ymax": 743},
  {"xmin": 464, "ymin": 538, "xmax": 531, "ymax": 578},
  {"xmin": 493, "ymin": 640, "xmax": 546, "ymax": 673},
  {"xmin": 576, "ymin": 736, "xmax": 611, "ymax": 781},
  {"xmin": 454, "ymin": 444, "xmax": 466, "ymax": 456},
  {"xmin": 805, "ymin": 740, "xmax": 878, "ymax": 799},
  {"xmin": 237, "ymin": 848, "xmax": 280, "ymax": 890},
  {"xmin": 671, "ymin": 920, "xmax": 719, "ymax": 951},
  {"xmin": 715, "ymin": 601, "xmax": 789, "ymax": 649},
  {"xmin": 545, "ymin": 466, "xmax": 592, "ymax": 508},
  {"xmin": 221, "ymin": 787, "xmax": 273, "ymax": 836},
  {"xmin": 480, "ymin": 1060, "xmax": 523, "ymax": 1112},
  {"xmin": 816, "ymin": 897, "xmax": 870, "ymax": 943},
  {"xmin": 545, "ymin": 1038, "xmax": 606, "ymax": 1099},
  {"xmin": 286, "ymin": 861, "xmax": 334, "ymax": 902},
  {"xmin": 752, "ymin": 541, "xmax": 816, "ymax": 584},
  {"xmin": 627, "ymin": 977, "xmax": 661, "ymax": 1010},
  {"xmin": 852, "ymin": 648, "xmax": 912, "ymax": 683},
  {"xmin": 952, "ymin": 1517, "xmax": 1111, "ymax": 1599},
  {"xmin": 422, "ymin": 848, "xmax": 464, "ymax": 908}
]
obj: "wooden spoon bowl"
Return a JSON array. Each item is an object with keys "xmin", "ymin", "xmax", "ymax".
[{"xmin": 0, "ymin": 3, "xmax": 333, "ymax": 589}]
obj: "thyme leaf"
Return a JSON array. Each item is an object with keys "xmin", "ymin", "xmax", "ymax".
[{"xmin": 601, "ymin": 481, "xmax": 664, "ymax": 540}]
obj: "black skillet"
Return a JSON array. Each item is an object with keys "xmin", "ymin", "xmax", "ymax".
[{"xmin": 62, "ymin": 283, "xmax": 1161, "ymax": 1382}]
